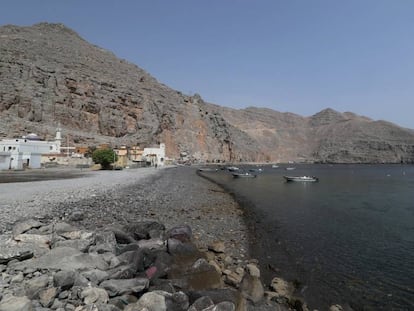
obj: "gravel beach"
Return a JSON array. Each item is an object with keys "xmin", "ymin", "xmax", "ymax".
[{"xmin": 0, "ymin": 166, "xmax": 249, "ymax": 259}]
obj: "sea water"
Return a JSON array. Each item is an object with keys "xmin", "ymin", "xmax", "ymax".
[{"xmin": 201, "ymin": 164, "xmax": 414, "ymax": 310}]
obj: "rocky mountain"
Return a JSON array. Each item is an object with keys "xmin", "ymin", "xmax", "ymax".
[{"xmin": 1, "ymin": 23, "xmax": 414, "ymax": 163}]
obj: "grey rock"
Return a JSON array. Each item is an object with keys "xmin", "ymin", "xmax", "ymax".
[
  {"xmin": 188, "ymin": 289, "xmax": 243, "ymax": 310},
  {"xmin": 240, "ymin": 274, "xmax": 264, "ymax": 303},
  {"xmin": 167, "ymin": 238, "xmax": 199, "ymax": 256},
  {"xmin": 53, "ymin": 270, "xmax": 76, "ymax": 290},
  {"xmin": 0, "ymin": 295, "xmax": 33, "ymax": 311},
  {"xmin": 167, "ymin": 225, "xmax": 192, "ymax": 242},
  {"xmin": 38, "ymin": 287, "xmax": 57, "ymax": 307},
  {"xmin": 80, "ymin": 286, "xmax": 109, "ymax": 304},
  {"xmin": 188, "ymin": 296, "xmax": 215, "ymax": 311},
  {"xmin": 213, "ymin": 301, "xmax": 235, "ymax": 311},
  {"xmin": 137, "ymin": 238, "xmax": 166, "ymax": 251},
  {"xmin": 89, "ymin": 231, "xmax": 117, "ymax": 254},
  {"xmin": 135, "ymin": 291, "xmax": 167, "ymax": 311},
  {"xmin": 12, "ymin": 219, "xmax": 44, "ymax": 237},
  {"xmin": 0, "ymin": 236, "xmax": 34, "ymax": 264},
  {"xmin": 15, "ymin": 246, "xmax": 108, "ymax": 271},
  {"xmin": 81, "ymin": 269, "xmax": 109, "ymax": 284},
  {"xmin": 124, "ymin": 221, "xmax": 165, "ymax": 240},
  {"xmin": 53, "ymin": 238, "xmax": 92, "ymax": 252},
  {"xmin": 23, "ymin": 274, "xmax": 50, "ymax": 299},
  {"xmin": 99, "ymin": 278, "xmax": 149, "ymax": 297}
]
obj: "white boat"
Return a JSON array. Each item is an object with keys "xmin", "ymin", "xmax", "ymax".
[
  {"xmin": 285, "ymin": 167, "xmax": 296, "ymax": 170},
  {"xmin": 232, "ymin": 172, "xmax": 257, "ymax": 178},
  {"xmin": 271, "ymin": 164, "xmax": 279, "ymax": 168},
  {"xmin": 284, "ymin": 176, "xmax": 319, "ymax": 182},
  {"xmin": 227, "ymin": 166, "xmax": 240, "ymax": 172},
  {"xmin": 249, "ymin": 168, "xmax": 263, "ymax": 173}
]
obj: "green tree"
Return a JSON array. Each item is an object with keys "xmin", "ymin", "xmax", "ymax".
[{"xmin": 92, "ymin": 149, "xmax": 117, "ymax": 170}]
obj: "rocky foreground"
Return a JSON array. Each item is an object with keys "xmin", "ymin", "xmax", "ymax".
[{"xmin": 0, "ymin": 166, "xmax": 344, "ymax": 311}]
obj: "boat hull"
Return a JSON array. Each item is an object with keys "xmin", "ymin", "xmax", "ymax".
[{"xmin": 284, "ymin": 176, "xmax": 318, "ymax": 182}]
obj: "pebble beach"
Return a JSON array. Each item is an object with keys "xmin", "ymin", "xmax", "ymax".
[{"xmin": 0, "ymin": 166, "xmax": 249, "ymax": 258}]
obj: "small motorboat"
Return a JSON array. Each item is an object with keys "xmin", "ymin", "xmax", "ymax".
[
  {"xmin": 227, "ymin": 166, "xmax": 240, "ymax": 172},
  {"xmin": 248, "ymin": 168, "xmax": 263, "ymax": 173},
  {"xmin": 285, "ymin": 167, "xmax": 296, "ymax": 170},
  {"xmin": 284, "ymin": 175, "xmax": 319, "ymax": 182},
  {"xmin": 271, "ymin": 164, "xmax": 279, "ymax": 168},
  {"xmin": 232, "ymin": 172, "xmax": 257, "ymax": 178},
  {"xmin": 197, "ymin": 167, "xmax": 218, "ymax": 172}
]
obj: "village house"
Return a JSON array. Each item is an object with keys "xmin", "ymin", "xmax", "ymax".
[
  {"xmin": 0, "ymin": 129, "xmax": 62, "ymax": 170},
  {"xmin": 142, "ymin": 143, "xmax": 166, "ymax": 167},
  {"xmin": 114, "ymin": 146, "xmax": 128, "ymax": 168}
]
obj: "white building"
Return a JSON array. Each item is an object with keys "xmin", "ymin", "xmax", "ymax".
[
  {"xmin": 0, "ymin": 129, "xmax": 62, "ymax": 170},
  {"xmin": 142, "ymin": 143, "xmax": 165, "ymax": 167}
]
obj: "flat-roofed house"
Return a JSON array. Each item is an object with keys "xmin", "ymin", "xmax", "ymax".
[
  {"xmin": 142, "ymin": 143, "xmax": 165, "ymax": 167},
  {"xmin": 0, "ymin": 129, "xmax": 62, "ymax": 170}
]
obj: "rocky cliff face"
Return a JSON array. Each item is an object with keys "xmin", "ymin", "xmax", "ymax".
[{"xmin": 1, "ymin": 23, "xmax": 413, "ymax": 163}]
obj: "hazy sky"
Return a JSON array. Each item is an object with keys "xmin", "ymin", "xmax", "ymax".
[{"xmin": 1, "ymin": 1, "xmax": 413, "ymax": 128}]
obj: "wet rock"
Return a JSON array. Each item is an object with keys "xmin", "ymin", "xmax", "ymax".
[
  {"xmin": 329, "ymin": 305, "xmax": 344, "ymax": 311},
  {"xmin": 270, "ymin": 277, "xmax": 294, "ymax": 301},
  {"xmin": 240, "ymin": 273, "xmax": 264, "ymax": 303},
  {"xmin": 208, "ymin": 241, "xmax": 226, "ymax": 253}
]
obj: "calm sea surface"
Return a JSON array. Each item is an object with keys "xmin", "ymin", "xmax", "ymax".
[{"xmin": 201, "ymin": 164, "xmax": 414, "ymax": 310}]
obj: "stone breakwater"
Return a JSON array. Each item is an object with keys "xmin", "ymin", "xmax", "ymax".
[{"xmin": 0, "ymin": 166, "xmax": 344, "ymax": 310}]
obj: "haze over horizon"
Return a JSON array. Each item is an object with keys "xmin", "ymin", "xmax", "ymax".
[{"xmin": 1, "ymin": 0, "xmax": 413, "ymax": 129}]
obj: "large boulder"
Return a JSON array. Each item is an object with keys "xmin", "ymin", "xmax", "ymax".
[{"xmin": 100, "ymin": 278, "xmax": 149, "ymax": 297}]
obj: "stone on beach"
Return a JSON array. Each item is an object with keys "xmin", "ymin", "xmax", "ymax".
[{"xmin": 0, "ymin": 167, "xmax": 303, "ymax": 310}]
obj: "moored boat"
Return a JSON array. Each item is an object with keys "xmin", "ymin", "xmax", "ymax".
[
  {"xmin": 232, "ymin": 172, "xmax": 257, "ymax": 178},
  {"xmin": 197, "ymin": 167, "xmax": 218, "ymax": 172},
  {"xmin": 227, "ymin": 166, "xmax": 240, "ymax": 172},
  {"xmin": 283, "ymin": 175, "xmax": 319, "ymax": 182}
]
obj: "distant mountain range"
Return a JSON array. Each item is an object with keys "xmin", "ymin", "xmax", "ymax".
[{"xmin": 1, "ymin": 23, "xmax": 413, "ymax": 163}]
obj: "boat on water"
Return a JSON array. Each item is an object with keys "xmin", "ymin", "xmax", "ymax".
[
  {"xmin": 232, "ymin": 172, "xmax": 257, "ymax": 178},
  {"xmin": 197, "ymin": 167, "xmax": 218, "ymax": 172},
  {"xmin": 285, "ymin": 167, "xmax": 296, "ymax": 170},
  {"xmin": 248, "ymin": 168, "xmax": 263, "ymax": 173},
  {"xmin": 284, "ymin": 175, "xmax": 319, "ymax": 182},
  {"xmin": 227, "ymin": 166, "xmax": 240, "ymax": 172},
  {"xmin": 271, "ymin": 164, "xmax": 279, "ymax": 168}
]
